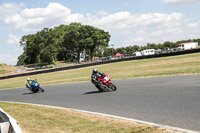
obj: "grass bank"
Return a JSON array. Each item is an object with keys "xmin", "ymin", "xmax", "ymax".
[
  {"xmin": 0, "ymin": 53, "xmax": 200, "ymax": 89},
  {"xmin": 0, "ymin": 102, "xmax": 181, "ymax": 133},
  {"xmin": 0, "ymin": 63, "xmax": 17, "ymax": 74}
]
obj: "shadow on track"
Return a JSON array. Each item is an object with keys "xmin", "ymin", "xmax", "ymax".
[
  {"xmin": 83, "ymin": 90, "xmax": 114, "ymax": 95},
  {"xmin": 23, "ymin": 91, "xmax": 43, "ymax": 95},
  {"xmin": 23, "ymin": 92, "xmax": 35, "ymax": 95},
  {"xmin": 83, "ymin": 91, "xmax": 102, "ymax": 95}
]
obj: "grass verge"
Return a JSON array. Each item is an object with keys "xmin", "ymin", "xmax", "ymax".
[
  {"xmin": 0, "ymin": 53, "xmax": 200, "ymax": 89},
  {"xmin": 0, "ymin": 102, "xmax": 181, "ymax": 133}
]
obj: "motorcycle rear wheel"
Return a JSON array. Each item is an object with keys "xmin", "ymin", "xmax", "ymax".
[
  {"xmin": 96, "ymin": 85, "xmax": 103, "ymax": 92},
  {"xmin": 32, "ymin": 88, "xmax": 37, "ymax": 93}
]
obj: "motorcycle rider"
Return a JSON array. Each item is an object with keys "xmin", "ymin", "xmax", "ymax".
[
  {"xmin": 91, "ymin": 68, "xmax": 104, "ymax": 86},
  {"xmin": 25, "ymin": 78, "xmax": 34, "ymax": 90}
]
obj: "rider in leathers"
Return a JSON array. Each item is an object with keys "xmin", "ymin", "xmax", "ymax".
[
  {"xmin": 91, "ymin": 68, "xmax": 104, "ymax": 86},
  {"xmin": 25, "ymin": 77, "xmax": 34, "ymax": 91}
]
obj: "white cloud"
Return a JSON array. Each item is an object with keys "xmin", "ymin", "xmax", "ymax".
[
  {"xmin": 162, "ymin": 0, "xmax": 200, "ymax": 5},
  {"xmin": 97, "ymin": 11, "xmax": 108, "ymax": 16},
  {"xmin": 2, "ymin": 2, "xmax": 184, "ymax": 33},
  {"xmin": 4, "ymin": 2, "xmax": 71, "ymax": 31},
  {"xmin": 65, "ymin": 13, "xmax": 84, "ymax": 23},
  {"xmin": 0, "ymin": 54, "xmax": 18, "ymax": 65},
  {"xmin": 125, "ymin": 37, "xmax": 145, "ymax": 44},
  {"xmin": 6, "ymin": 34, "xmax": 20, "ymax": 44},
  {"xmin": 0, "ymin": 3, "xmax": 24, "ymax": 20},
  {"xmin": 86, "ymin": 12, "xmax": 183, "ymax": 35},
  {"xmin": 151, "ymin": 27, "xmax": 183, "ymax": 37},
  {"xmin": 21, "ymin": 3, "xmax": 71, "ymax": 18},
  {"xmin": 188, "ymin": 22, "xmax": 200, "ymax": 28}
]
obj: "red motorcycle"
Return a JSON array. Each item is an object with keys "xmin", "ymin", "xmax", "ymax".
[{"xmin": 91, "ymin": 73, "xmax": 117, "ymax": 92}]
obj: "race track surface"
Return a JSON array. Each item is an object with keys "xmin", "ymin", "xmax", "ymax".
[{"xmin": 0, "ymin": 75, "xmax": 200, "ymax": 132}]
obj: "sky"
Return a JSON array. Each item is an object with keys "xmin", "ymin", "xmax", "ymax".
[{"xmin": 0, "ymin": 0, "xmax": 200, "ymax": 65}]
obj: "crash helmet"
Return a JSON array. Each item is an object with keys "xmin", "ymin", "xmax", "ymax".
[
  {"xmin": 27, "ymin": 77, "xmax": 31, "ymax": 81},
  {"xmin": 93, "ymin": 68, "xmax": 98, "ymax": 74}
]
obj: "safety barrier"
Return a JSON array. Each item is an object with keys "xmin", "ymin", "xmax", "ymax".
[
  {"xmin": 0, "ymin": 48, "xmax": 200, "ymax": 80},
  {"xmin": 0, "ymin": 107, "xmax": 23, "ymax": 133}
]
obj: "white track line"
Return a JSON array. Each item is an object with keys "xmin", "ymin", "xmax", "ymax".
[{"xmin": 0, "ymin": 101, "xmax": 199, "ymax": 133}]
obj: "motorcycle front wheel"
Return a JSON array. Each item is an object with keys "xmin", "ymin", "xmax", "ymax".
[
  {"xmin": 39, "ymin": 88, "xmax": 44, "ymax": 92},
  {"xmin": 110, "ymin": 83, "xmax": 117, "ymax": 91}
]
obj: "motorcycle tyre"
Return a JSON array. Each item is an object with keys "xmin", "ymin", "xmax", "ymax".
[
  {"xmin": 39, "ymin": 88, "xmax": 44, "ymax": 92},
  {"xmin": 96, "ymin": 85, "xmax": 103, "ymax": 92},
  {"xmin": 32, "ymin": 88, "xmax": 37, "ymax": 93},
  {"xmin": 110, "ymin": 83, "xmax": 117, "ymax": 91}
]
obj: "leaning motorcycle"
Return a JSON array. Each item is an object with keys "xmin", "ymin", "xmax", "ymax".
[
  {"xmin": 91, "ymin": 74, "xmax": 117, "ymax": 92},
  {"xmin": 30, "ymin": 80, "xmax": 44, "ymax": 93}
]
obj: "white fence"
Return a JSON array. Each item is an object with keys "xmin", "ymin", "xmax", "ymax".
[{"xmin": 0, "ymin": 108, "xmax": 22, "ymax": 133}]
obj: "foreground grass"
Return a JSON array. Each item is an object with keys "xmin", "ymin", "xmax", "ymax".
[
  {"xmin": 0, "ymin": 53, "xmax": 200, "ymax": 89},
  {"xmin": 0, "ymin": 102, "xmax": 180, "ymax": 133}
]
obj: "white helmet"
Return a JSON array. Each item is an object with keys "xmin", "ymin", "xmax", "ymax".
[{"xmin": 27, "ymin": 78, "xmax": 30, "ymax": 81}]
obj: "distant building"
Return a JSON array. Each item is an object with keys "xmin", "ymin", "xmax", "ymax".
[
  {"xmin": 178, "ymin": 42, "xmax": 198, "ymax": 50},
  {"xmin": 141, "ymin": 49, "xmax": 155, "ymax": 56},
  {"xmin": 133, "ymin": 51, "xmax": 142, "ymax": 56},
  {"xmin": 134, "ymin": 49, "xmax": 155, "ymax": 56}
]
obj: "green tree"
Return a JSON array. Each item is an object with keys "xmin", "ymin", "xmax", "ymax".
[
  {"xmin": 132, "ymin": 45, "xmax": 140, "ymax": 51},
  {"xmin": 18, "ymin": 23, "xmax": 111, "ymax": 65},
  {"xmin": 116, "ymin": 47, "xmax": 125, "ymax": 54}
]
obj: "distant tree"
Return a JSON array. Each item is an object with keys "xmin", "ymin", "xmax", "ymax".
[
  {"xmin": 17, "ymin": 23, "xmax": 111, "ymax": 65},
  {"xmin": 140, "ymin": 45, "xmax": 147, "ymax": 50},
  {"xmin": 163, "ymin": 41, "xmax": 174, "ymax": 49},
  {"xmin": 146, "ymin": 43, "xmax": 157, "ymax": 49},
  {"xmin": 125, "ymin": 46, "xmax": 135, "ymax": 55},
  {"xmin": 83, "ymin": 25, "xmax": 110, "ymax": 61},
  {"xmin": 193, "ymin": 39, "xmax": 200, "ymax": 46},
  {"xmin": 116, "ymin": 47, "xmax": 126, "ymax": 54},
  {"xmin": 132, "ymin": 45, "xmax": 140, "ymax": 51},
  {"xmin": 103, "ymin": 47, "xmax": 115, "ymax": 57},
  {"xmin": 157, "ymin": 43, "xmax": 163, "ymax": 50}
]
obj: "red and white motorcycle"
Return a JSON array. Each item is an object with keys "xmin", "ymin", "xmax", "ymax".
[{"xmin": 91, "ymin": 73, "xmax": 117, "ymax": 92}]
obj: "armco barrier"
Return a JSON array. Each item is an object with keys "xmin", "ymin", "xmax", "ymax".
[
  {"xmin": 0, "ymin": 48, "xmax": 200, "ymax": 80},
  {"xmin": 0, "ymin": 107, "xmax": 23, "ymax": 133}
]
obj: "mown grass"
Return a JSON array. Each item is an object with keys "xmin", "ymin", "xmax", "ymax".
[
  {"xmin": 0, "ymin": 53, "xmax": 200, "ymax": 89},
  {"xmin": 0, "ymin": 102, "xmax": 180, "ymax": 133}
]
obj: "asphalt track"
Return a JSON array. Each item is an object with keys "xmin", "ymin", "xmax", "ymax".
[{"xmin": 0, "ymin": 75, "xmax": 200, "ymax": 132}]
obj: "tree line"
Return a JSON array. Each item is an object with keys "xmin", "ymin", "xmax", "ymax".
[
  {"xmin": 17, "ymin": 23, "xmax": 110, "ymax": 65},
  {"xmin": 17, "ymin": 22, "xmax": 200, "ymax": 65}
]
